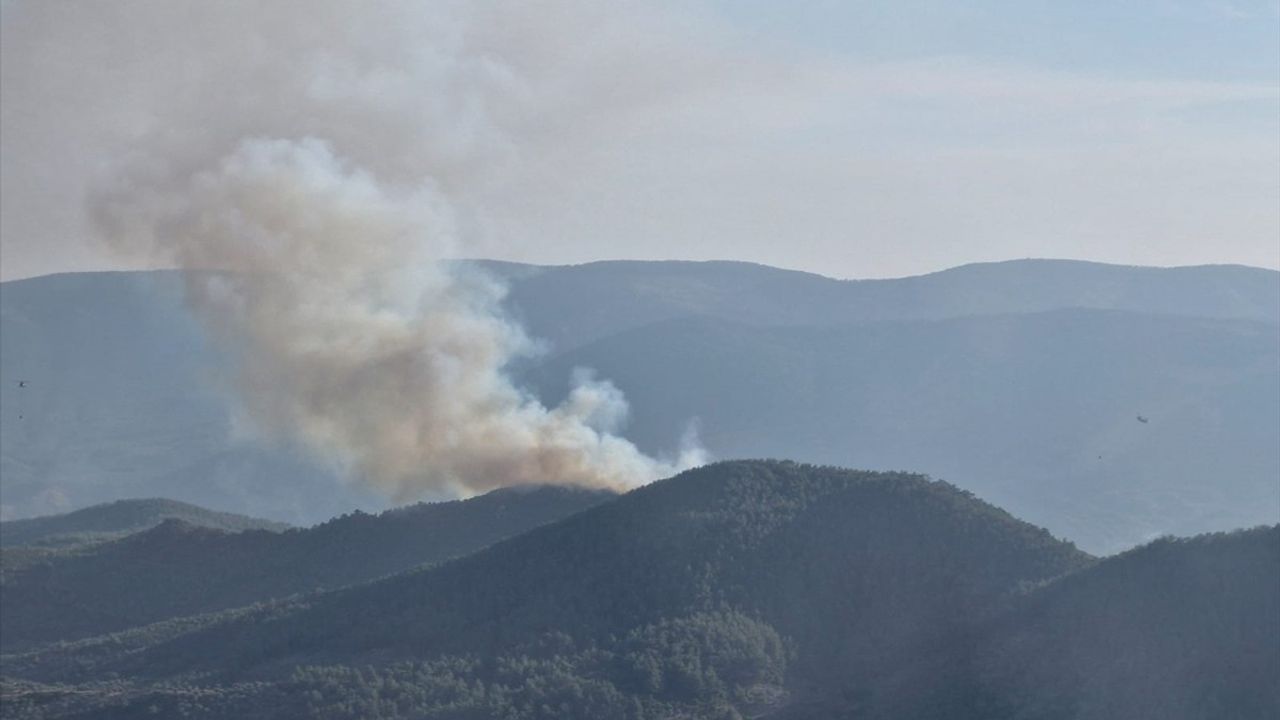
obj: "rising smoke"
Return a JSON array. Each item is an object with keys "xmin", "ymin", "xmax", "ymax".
[{"xmin": 71, "ymin": 1, "xmax": 715, "ymax": 497}]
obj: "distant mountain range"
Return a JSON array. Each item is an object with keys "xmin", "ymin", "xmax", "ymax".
[
  {"xmin": 2, "ymin": 461, "xmax": 1274, "ymax": 719},
  {"xmin": 2, "ymin": 259, "xmax": 1277, "ymax": 553},
  {"xmin": 528, "ymin": 309, "xmax": 1278, "ymax": 552},
  {"xmin": 0, "ymin": 498, "xmax": 288, "ymax": 548},
  {"xmin": 483, "ymin": 258, "xmax": 1280, "ymax": 351}
]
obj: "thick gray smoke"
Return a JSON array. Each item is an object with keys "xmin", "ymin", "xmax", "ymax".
[{"xmin": 73, "ymin": 1, "xmax": 715, "ymax": 496}]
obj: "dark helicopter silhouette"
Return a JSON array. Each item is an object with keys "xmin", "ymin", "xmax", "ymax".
[{"xmin": 15, "ymin": 380, "xmax": 30, "ymax": 420}]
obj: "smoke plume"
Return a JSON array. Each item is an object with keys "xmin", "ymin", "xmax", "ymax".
[{"xmin": 76, "ymin": 1, "xmax": 713, "ymax": 497}]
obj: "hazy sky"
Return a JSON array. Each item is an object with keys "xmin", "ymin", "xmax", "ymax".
[{"xmin": 2, "ymin": 0, "xmax": 1277, "ymax": 281}]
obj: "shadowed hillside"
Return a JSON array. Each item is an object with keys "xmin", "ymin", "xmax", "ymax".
[
  {"xmin": 3, "ymin": 462, "xmax": 1273, "ymax": 719},
  {"xmin": 0, "ymin": 485, "xmax": 614, "ymax": 652},
  {"xmin": 966, "ymin": 526, "xmax": 1280, "ymax": 720},
  {"xmin": 1, "ymin": 461, "xmax": 1094, "ymax": 719}
]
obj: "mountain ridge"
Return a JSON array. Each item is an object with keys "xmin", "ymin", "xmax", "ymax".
[
  {"xmin": 3, "ymin": 259, "xmax": 1277, "ymax": 552},
  {"xmin": 0, "ymin": 497, "xmax": 289, "ymax": 548},
  {"xmin": 528, "ymin": 308, "xmax": 1280, "ymax": 552}
]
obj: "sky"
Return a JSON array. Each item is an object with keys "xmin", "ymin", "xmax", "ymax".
[{"xmin": 1, "ymin": 0, "xmax": 1277, "ymax": 281}]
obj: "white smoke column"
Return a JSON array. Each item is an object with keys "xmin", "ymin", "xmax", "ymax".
[
  {"xmin": 23, "ymin": 0, "xmax": 733, "ymax": 497},
  {"xmin": 95, "ymin": 137, "xmax": 704, "ymax": 496}
]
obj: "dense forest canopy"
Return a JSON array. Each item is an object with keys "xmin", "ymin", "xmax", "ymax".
[
  {"xmin": 2, "ymin": 461, "xmax": 1273, "ymax": 719},
  {"xmin": 0, "ymin": 486, "xmax": 614, "ymax": 651}
]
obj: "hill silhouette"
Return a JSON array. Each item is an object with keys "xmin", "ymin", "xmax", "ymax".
[{"xmin": 0, "ymin": 498, "xmax": 289, "ymax": 548}]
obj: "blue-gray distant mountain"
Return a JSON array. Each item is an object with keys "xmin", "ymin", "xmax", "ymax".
[
  {"xmin": 486, "ymin": 258, "xmax": 1280, "ymax": 351},
  {"xmin": 2, "ymin": 260, "xmax": 1276, "ymax": 552},
  {"xmin": 528, "ymin": 310, "xmax": 1279, "ymax": 553},
  {"xmin": 0, "ymin": 271, "xmax": 385, "ymax": 524},
  {"xmin": 0, "ymin": 498, "xmax": 288, "ymax": 548}
]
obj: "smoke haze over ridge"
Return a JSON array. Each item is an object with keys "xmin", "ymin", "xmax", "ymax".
[
  {"xmin": 74, "ymin": 1, "xmax": 713, "ymax": 496},
  {"xmin": 3, "ymin": 0, "xmax": 1275, "ymax": 495}
]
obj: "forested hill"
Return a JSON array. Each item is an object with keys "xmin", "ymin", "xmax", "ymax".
[
  {"xmin": 120, "ymin": 461, "xmax": 1088, "ymax": 675},
  {"xmin": 1, "ymin": 461, "xmax": 1092, "ymax": 719},
  {"xmin": 3, "ymin": 462, "xmax": 1274, "ymax": 718},
  {"xmin": 770, "ymin": 526, "xmax": 1280, "ymax": 719},
  {"xmin": 0, "ymin": 485, "xmax": 614, "ymax": 651},
  {"xmin": 963, "ymin": 525, "xmax": 1280, "ymax": 720},
  {"xmin": 0, "ymin": 498, "xmax": 289, "ymax": 548}
]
